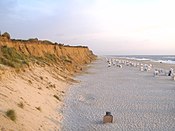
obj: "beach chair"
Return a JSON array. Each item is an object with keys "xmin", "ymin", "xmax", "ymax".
[{"xmin": 103, "ymin": 112, "xmax": 113, "ymax": 123}]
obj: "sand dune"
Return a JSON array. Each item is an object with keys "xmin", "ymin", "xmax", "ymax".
[
  {"xmin": 0, "ymin": 65, "xmax": 69, "ymax": 131},
  {"xmin": 0, "ymin": 33, "xmax": 96, "ymax": 131}
]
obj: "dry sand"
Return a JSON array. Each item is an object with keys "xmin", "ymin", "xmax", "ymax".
[
  {"xmin": 62, "ymin": 57, "xmax": 175, "ymax": 131},
  {"xmin": 0, "ymin": 65, "xmax": 69, "ymax": 131}
]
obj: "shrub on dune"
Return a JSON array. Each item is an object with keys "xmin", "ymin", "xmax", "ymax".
[{"xmin": 6, "ymin": 109, "xmax": 16, "ymax": 121}]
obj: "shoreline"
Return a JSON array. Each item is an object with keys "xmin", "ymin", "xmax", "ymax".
[
  {"xmin": 115, "ymin": 57, "xmax": 175, "ymax": 71},
  {"xmin": 108, "ymin": 55, "xmax": 175, "ymax": 64}
]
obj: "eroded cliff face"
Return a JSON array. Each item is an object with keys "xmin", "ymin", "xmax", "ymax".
[
  {"xmin": 0, "ymin": 34, "xmax": 96, "ymax": 131},
  {"xmin": 0, "ymin": 34, "xmax": 96, "ymax": 74}
]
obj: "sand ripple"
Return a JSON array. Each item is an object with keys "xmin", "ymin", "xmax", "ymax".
[{"xmin": 62, "ymin": 59, "xmax": 175, "ymax": 131}]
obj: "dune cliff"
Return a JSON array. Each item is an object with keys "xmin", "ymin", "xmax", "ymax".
[
  {"xmin": 0, "ymin": 32, "xmax": 96, "ymax": 131},
  {"xmin": 0, "ymin": 32, "xmax": 96, "ymax": 74}
]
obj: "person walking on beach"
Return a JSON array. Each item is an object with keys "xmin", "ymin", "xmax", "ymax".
[{"xmin": 168, "ymin": 68, "xmax": 174, "ymax": 76}]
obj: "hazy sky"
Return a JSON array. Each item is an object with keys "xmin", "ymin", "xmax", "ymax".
[{"xmin": 0, "ymin": 0, "xmax": 175, "ymax": 55}]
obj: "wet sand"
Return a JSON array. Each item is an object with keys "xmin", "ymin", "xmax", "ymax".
[{"xmin": 62, "ymin": 57, "xmax": 175, "ymax": 131}]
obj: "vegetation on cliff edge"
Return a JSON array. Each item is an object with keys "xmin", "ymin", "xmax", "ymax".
[
  {"xmin": 0, "ymin": 46, "xmax": 29, "ymax": 68},
  {"xmin": 0, "ymin": 46, "xmax": 74, "ymax": 68}
]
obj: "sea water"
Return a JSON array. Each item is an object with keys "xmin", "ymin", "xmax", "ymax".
[{"xmin": 112, "ymin": 55, "xmax": 175, "ymax": 64}]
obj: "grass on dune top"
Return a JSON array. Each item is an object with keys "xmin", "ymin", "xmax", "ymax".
[
  {"xmin": 0, "ymin": 45, "xmax": 29, "ymax": 68},
  {"xmin": 0, "ymin": 45, "xmax": 73, "ymax": 68}
]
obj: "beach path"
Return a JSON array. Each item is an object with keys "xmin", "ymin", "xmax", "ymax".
[{"xmin": 62, "ymin": 58, "xmax": 175, "ymax": 131}]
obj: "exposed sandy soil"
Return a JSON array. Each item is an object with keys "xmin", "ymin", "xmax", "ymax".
[
  {"xmin": 0, "ymin": 65, "xmax": 70, "ymax": 131},
  {"xmin": 0, "ymin": 34, "xmax": 96, "ymax": 131}
]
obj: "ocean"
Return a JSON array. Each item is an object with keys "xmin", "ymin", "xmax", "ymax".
[{"xmin": 112, "ymin": 55, "xmax": 175, "ymax": 64}]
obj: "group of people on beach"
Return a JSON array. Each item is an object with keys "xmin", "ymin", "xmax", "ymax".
[{"xmin": 106, "ymin": 57, "xmax": 175, "ymax": 80}]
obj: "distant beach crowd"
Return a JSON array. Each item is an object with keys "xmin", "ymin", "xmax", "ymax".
[{"xmin": 106, "ymin": 57, "xmax": 175, "ymax": 81}]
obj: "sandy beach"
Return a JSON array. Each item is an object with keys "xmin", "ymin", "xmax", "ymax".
[
  {"xmin": 2, "ymin": 0, "xmax": 175, "ymax": 130},
  {"xmin": 62, "ymin": 57, "xmax": 175, "ymax": 131}
]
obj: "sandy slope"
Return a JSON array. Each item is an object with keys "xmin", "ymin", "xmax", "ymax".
[
  {"xmin": 0, "ymin": 33, "xmax": 96, "ymax": 131},
  {"xmin": 63, "ymin": 57, "xmax": 175, "ymax": 131},
  {"xmin": 0, "ymin": 65, "xmax": 69, "ymax": 131}
]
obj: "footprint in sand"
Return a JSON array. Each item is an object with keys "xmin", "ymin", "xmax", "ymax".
[{"xmin": 77, "ymin": 94, "xmax": 95, "ymax": 105}]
